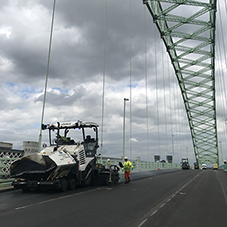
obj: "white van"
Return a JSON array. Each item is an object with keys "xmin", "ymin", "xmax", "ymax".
[{"xmin": 202, "ymin": 164, "xmax": 207, "ymax": 169}]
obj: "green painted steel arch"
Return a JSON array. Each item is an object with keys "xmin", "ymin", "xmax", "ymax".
[{"xmin": 143, "ymin": 0, "xmax": 218, "ymax": 166}]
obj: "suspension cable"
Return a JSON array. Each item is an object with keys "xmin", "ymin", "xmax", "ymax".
[
  {"xmin": 167, "ymin": 59, "xmax": 174, "ymax": 163},
  {"xmin": 155, "ymin": 33, "xmax": 160, "ymax": 156},
  {"xmin": 38, "ymin": 0, "xmax": 56, "ymax": 152},
  {"xmin": 162, "ymin": 44, "xmax": 168, "ymax": 156},
  {"xmin": 129, "ymin": 0, "xmax": 132, "ymax": 160},
  {"xmin": 100, "ymin": 0, "xmax": 108, "ymax": 164},
  {"xmin": 144, "ymin": 6, "xmax": 149, "ymax": 161}
]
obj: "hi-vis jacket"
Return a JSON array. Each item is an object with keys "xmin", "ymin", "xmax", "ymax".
[{"xmin": 123, "ymin": 161, "xmax": 133, "ymax": 172}]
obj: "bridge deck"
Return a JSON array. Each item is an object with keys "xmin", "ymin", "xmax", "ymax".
[{"xmin": 1, "ymin": 169, "xmax": 227, "ymax": 226}]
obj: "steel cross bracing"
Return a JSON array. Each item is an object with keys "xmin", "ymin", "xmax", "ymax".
[{"xmin": 143, "ymin": 0, "xmax": 218, "ymax": 166}]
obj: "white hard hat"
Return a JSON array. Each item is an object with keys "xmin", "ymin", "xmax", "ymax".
[
  {"xmin": 124, "ymin": 157, "xmax": 128, "ymax": 160},
  {"xmin": 107, "ymin": 159, "xmax": 110, "ymax": 161}
]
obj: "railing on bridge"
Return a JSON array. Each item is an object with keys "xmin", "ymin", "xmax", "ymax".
[
  {"xmin": 0, "ymin": 151, "xmax": 23, "ymax": 189},
  {"xmin": 98, "ymin": 157, "xmax": 181, "ymax": 172},
  {"xmin": 0, "ymin": 154, "xmax": 181, "ymax": 190}
]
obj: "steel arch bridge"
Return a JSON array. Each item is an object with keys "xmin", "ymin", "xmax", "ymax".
[{"xmin": 143, "ymin": 0, "xmax": 218, "ymax": 166}]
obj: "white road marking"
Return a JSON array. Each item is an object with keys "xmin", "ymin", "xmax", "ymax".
[
  {"xmin": 15, "ymin": 206, "xmax": 26, "ymax": 210},
  {"xmin": 150, "ymin": 210, "xmax": 157, "ymax": 216},
  {"xmin": 138, "ymin": 172, "xmax": 202, "ymax": 227},
  {"xmin": 138, "ymin": 218, "xmax": 148, "ymax": 227},
  {"xmin": 159, "ymin": 203, "xmax": 166, "ymax": 208},
  {"xmin": 15, "ymin": 188, "xmax": 101, "ymax": 211}
]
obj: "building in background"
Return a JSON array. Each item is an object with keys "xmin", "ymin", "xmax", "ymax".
[
  {"xmin": 23, "ymin": 141, "xmax": 39, "ymax": 155},
  {"xmin": 0, "ymin": 142, "xmax": 24, "ymax": 158},
  {"xmin": 0, "ymin": 142, "xmax": 13, "ymax": 149},
  {"xmin": 0, "ymin": 141, "xmax": 38, "ymax": 158}
]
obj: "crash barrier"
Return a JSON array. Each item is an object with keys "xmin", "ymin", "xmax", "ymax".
[
  {"xmin": 0, "ymin": 151, "xmax": 23, "ymax": 189},
  {"xmin": 0, "ymin": 154, "xmax": 181, "ymax": 190},
  {"xmin": 218, "ymin": 164, "xmax": 227, "ymax": 172},
  {"xmin": 97, "ymin": 157, "xmax": 181, "ymax": 172}
]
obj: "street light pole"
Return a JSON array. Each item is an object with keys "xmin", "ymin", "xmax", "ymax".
[
  {"xmin": 219, "ymin": 141, "xmax": 223, "ymax": 165},
  {"xmin": 172, "ymin": 134, "xmax": 174, "ymax": 163},
  {"xmin": 123, "ymin": 98, "xmax": 129, "ymax": 162}
]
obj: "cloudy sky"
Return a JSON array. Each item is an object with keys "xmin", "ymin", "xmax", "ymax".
[{"xmin": 1, "ymin": 0, "xmax": 227, "ymax": 164}]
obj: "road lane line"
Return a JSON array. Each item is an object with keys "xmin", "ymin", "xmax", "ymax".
[
  {"xmin": 14, "ymin": 187, "xmax": 101, "ymax": 211},
  {"xmin": 15, "ymin": 206, "xmax": 26, "ymax": 210},
  {"xmin": 15, "ymin": 205, "xmax": 32, "ymax": 210},
  {"xmin": 138, "ymin": 218, "xmax": 148, "ymax": 227},
  {"xmin": 137, "ymin": 171, "xmax": 203, "ymax": 227},
  {"xmin": 150, "ymin": 210, "xmax": 157, "ymax": 216}
]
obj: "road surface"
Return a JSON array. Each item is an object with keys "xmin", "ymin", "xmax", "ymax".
[{"xmin": 0, "ymin": 169, "xmax": 227, "ymax": 227}]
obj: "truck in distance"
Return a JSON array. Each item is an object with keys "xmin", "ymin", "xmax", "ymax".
[{"xmin": 181, "ymin": 158, "xmax": 190, "ymax": 170}]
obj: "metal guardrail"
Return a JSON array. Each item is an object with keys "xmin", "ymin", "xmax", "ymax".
[
  {"xmin": 0, "ymin": 151, "xmax": 23, "ymax": 189},
  {"xmin": 219, "ymin": 164, "xmax": 227, "ymax": 172},
  {"xmin": 0, "ymin": 155, "xmax": 181, "ymax": 190},
  {"xmin": 0, "ymin": 158, "xmax": 14, "ymax": 189},
  {"xmin": 97, "ymin": 157, "xmax": 181, "ymax": 172}
]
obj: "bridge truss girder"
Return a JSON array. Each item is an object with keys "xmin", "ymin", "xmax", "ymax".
[{"xmin": 143, "ymin": 0, "xmax": 218, "ymax": 166}]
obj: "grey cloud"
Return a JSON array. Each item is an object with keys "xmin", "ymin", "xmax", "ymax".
[{"xmin": 34, "ymin": 85, "xmax": 87, "ymax": 106}]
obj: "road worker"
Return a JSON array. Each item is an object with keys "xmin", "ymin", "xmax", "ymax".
[
  {"xmin": 107, "ymin": 159, "xmax": 112, "ymax": 169},
  {"xmin": 60, "ymin": 136, "xmax": 68, "ymax": 144},
  {"xmin": 123, "ymin": 157, "xmax": 133, "ymax": 183}
]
